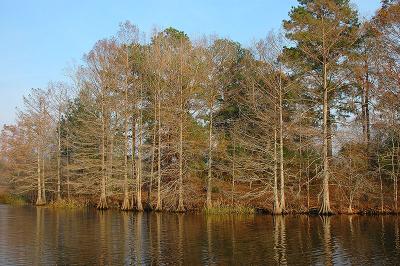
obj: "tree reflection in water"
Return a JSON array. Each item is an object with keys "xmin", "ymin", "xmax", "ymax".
[
  {"xmin": 273, "ymin": 215, "xmax": 287, "ymax": 265},
  {"xmin": 1, "ymin": 206, "xmax": 400, "ymax": 265}
]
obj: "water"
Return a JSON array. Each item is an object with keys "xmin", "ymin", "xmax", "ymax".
[{"xmin": 0, "ymin": 204, "xmax": 399, "ymax": 265}]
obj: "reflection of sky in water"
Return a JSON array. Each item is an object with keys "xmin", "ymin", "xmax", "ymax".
[{"xmin": 0, "ymin": 205, "xmax": 399, "ymax": 265}]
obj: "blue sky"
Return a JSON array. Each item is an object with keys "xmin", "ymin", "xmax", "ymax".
[{"xmin": 0, "ymin": 0, "xmax": 381, "ymax": 126}]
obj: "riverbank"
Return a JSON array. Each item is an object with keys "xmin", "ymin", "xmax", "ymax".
[
  {"xmin": 1, "ymin": 193, "xmax": 399, "ymax": 216},
  {"xmin": 1, "ymin": 181, "xmax": 399, "ymax": 215},
  {"xmin": 0, "ymin": 193, "xmax": 27, "ymax": 206},
  {"xmin": 0, "ymin": 186, "xmax": 26, "ymax": 205}
]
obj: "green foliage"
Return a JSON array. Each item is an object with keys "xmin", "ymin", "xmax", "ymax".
[
  {"xmin": 281, "ymin": 0, "xmax": 360, "ymax": 130},
  {"xmin": 151, "ymin": 27, "xmax": 190, "ymax": 47}
]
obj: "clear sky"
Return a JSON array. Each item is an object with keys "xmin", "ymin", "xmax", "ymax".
[{"xmin": 0, "ymin": 0, "xmax": 381, "ymax": 126}]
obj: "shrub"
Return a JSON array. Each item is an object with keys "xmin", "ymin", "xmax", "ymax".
[{"xmin": 0, "ymin": 193, "xmax": 27, "ymax": 205}]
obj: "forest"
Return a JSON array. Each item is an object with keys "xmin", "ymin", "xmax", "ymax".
[{"xmin": 0, "ymin": 0, "xmax": 399, "ymax": 215}]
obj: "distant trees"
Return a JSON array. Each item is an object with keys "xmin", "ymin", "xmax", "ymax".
[
  {"xmin": 373, "ymin": 1, "xmax": 400, "ymax": 212},
  {"xmin": 1, "ymin": 1, "xmax": 400, "ymax": 215}
]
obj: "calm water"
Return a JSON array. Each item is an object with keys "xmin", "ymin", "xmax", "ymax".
[{"xmin": 0, "ymin": 204, "xmax": 400, "ymax": 265}]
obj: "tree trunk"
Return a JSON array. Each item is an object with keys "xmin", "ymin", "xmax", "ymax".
[
  {"xmin": 36, "ymin": 149, "xmax": 44, "ymax": 206},
  {"xmin": 378, "ymin": 153, "xmax": 384, "ymax": 213},
  {"xmin": 98, "ymin": 96, "xmax": 108, "ymax": 210},
  {"xmin": 397, "ymin": 141, "xmax": 400, "ymax": 213},
  {"xmin": 177, "ymin": 49, "xmax": 184, "ymax": 212},
  {"xmin": 348, "ymin": 194, "xmax": 353, "ymax": 214},
  {"xmin": 156, "ymin": 86, "xmax": 162, "ymax": 211},
  {"xmin": 66, "ymin": 134, "xmax": 70, "ymax": 200},
  {"xmin": 206, "ymin": 100, "xmax": 213, "ymax": 209},
  {"xmin": 362, "ymin": 65, "xmax": 370, "ymax": 149},
  {"xmin": 392, "ymin": 136, "xmax": 397, "ymax": 212},
  {"xmin": 131, "ymin": 118, "xmax": 136, "ymax": 208},
  {"xmin": 299, "ymin": 132, "xmax": 302, "ymax": 197},
  {"xmin": 273, "ymin": 127, "xmax": 282, "ymax": 215},
  {"xmin": 327, "ymin": 105, "xmax": 333, "ymax": 159},
  {"xmin": 231, "ymin": 138, "xmax": 236, "ymax": 206},
  {"xmin": 137, "ymin": 87, "xmax": 144, "ymax": 211},
  {"xmin": 279, "ymin": 72, "xmax": 285, "ymax": 213},
  {"xmin": 148, "ymin": 94, "xmax": 157, "ymax": 210},
  {"xmin": 177, "ymin": 92, "xmax": 184, "ymax": 212},
  {"xmin": 107, "ymin": 126, "xmax": 114, "ymax": 203},
  {"xmin": 56, "ymin": 122, "xmax": 61, "ymax": 201},
  {"xmin": 320, "ymin": 54, "xmax": 332, "ymax": 215},
  {"xmin": 41, "ymin": 155, "xmax": 46, "ymax": 204},
  {"xmin": 307, "ymin": 159, "xmax": 310, "ymax": 210},
  {"xmin": 122, "ymin": 85, "xmax": 131, "ymax": 211}
]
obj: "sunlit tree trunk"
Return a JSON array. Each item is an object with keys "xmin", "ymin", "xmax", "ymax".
[
  {"xmin": 361, "ymin": 63, "xmax": 370, "ymax": 151},
  {"xmin": 177, "ymin": 46, "xmax": 185, "ymax": 212},
  {"xmin": 41, "ymin": 155, "xmax": 46, "ymax": 203},
  {"xmin": 273, "ymin": 125, "xmax": 282, "ymax": 215},
  {"xmin": 122, "ymin": 73, "xmax": 131, "ymax": 210},
  {"xmin": 36, "ymin": 149, "xmax": 44, "ymax": 205},
  {"xmin": 66, "ymin": 131, "xmax": 70, "ymax": 200},
  {"xmin": 156, "ymin": 85, "xmax": 162, "ymax": 211},
  {"xmin": 98, "ymin": 93, "xmax": 108, "ymax": 210},
  {"xmin": 320, "ymin": 24, "xmax": 332, "ymax": 214},
  {"xmin": 177, "ymin": 87, "xmax": 184, "ymax": 212},
  {"xmin": 378, "ymin": 153, "xmax": 384, "ymax": 212},
  {"xmin": 206, "ymin": 97, "xmax": 214, "ymax": 208},
  {"xmin": 148, "ymin": 94, "xmax": 157, "ymax": 210},
  {"xmin": 279, "ymin": 72, "xmax": 285, "ymax": 213},
  {"xmin": 131, "ymin": 118, "xmax": 136, "ymax": 207},
  {"xmin": 56, "ymin": 120, "xmax": 62, "ymax": 201},
  {"xmin": 307, "ymin": 158, "xmax": 310, "ymax": 210},
  {"xmin": 231, "ymin": 138, "xmax": 236, "ymax": 206},
  {"xmin": 107, "ymin": 125, "xmax": 114, "ymax": 204},
  {"xmin": 136, "ymin": 86, "xmax": 143, "ymax": 211},
  {"xmin": 392, "ymin": 135, "xmax": 398, "ymax": 212}
]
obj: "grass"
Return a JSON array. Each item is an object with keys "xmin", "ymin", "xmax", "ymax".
[
  {"xmin": 0, "ymin": 193, "xmax": 27, "ymax": 206},
  {"xmin": 48, "ymin": 198, "xmax": 89, "ymax": 209},
  {"xmin": 204, "ymin": 201, "xmax": 255, "ymax": 215}
]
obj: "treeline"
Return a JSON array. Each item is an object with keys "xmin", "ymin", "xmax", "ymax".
[{"xmin": 0, "ymin": 0, "xmax": 399, "ymax": 214}]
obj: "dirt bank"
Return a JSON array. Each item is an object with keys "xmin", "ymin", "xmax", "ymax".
[{"xmin": 0, "ymin": 185, "xmax": 8, "ymax": 195}]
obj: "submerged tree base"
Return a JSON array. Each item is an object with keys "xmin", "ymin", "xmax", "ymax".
[
  {"xmin": 145, "ymin": 202, "xmax": 153, "ymax": 211},
  {"xmin": 121, "ymin": 196, "xmax": 132, "ymax": 211},
  {"xmin": 97, "ymin": 196, "xmax": 108, "ymax": 210},
  {"xmin": 319, "ymin": 203, "xmax": 334, "ymax": 216},
  {"xmin": 6, "ymin": 195, "xmax": 400, "ymax": 216},
  {"xmin": 176, "ymin": 205, "xmax": 185, "ymax": 213},
  {"xmin": 36, "ymin": 198, "xmax": 46, "ymax": 206},
  {"xmin": 272, "ymin": 206, "xmax": 285, "ymax": 215}
]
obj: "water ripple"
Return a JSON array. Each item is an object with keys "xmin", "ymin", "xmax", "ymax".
[{"xmin": 0, "ymin": 205, "xmax": 399, "ymax": 265}]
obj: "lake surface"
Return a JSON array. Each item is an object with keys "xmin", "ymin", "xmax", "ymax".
[{"xmin": 0, "ymin": 204, "xmax": 399, "ymax": 265}]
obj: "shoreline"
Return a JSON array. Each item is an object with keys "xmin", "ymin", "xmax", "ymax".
[{"xmin": 1, "ymin": 198, "xmax": 399, "ymax": 216}]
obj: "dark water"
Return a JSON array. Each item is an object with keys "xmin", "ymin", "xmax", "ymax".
[{"xmin": 0, "ymin": 204, "xmax": 400, "ymax": 265}]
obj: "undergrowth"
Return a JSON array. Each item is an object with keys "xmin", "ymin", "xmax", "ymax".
[{"xmin": 0, "ymin": 193, "xmax": 27, "ymax": 206}]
